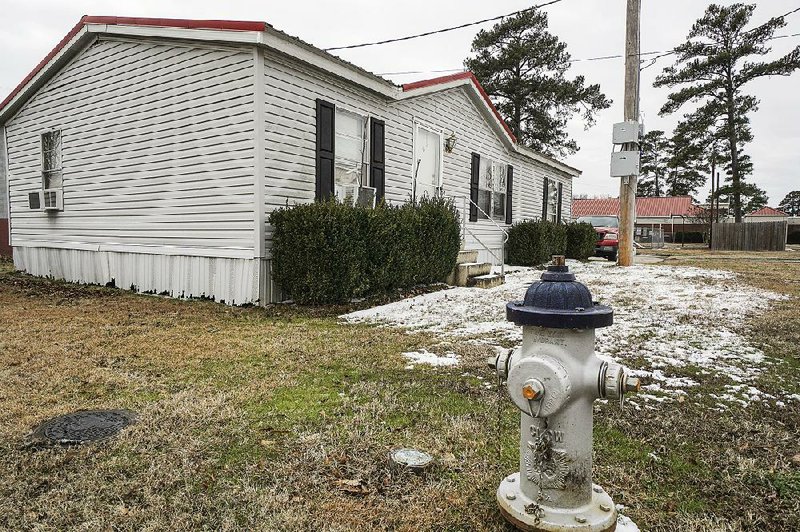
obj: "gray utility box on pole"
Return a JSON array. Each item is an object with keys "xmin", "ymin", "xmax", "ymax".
[
  {"xmin": 612, "ymin": 120, "xmax": 641, "ymax": 144},
  {"xmin": 490, "ymin": 257, "xmax": 639, "ymax": 532},
  {"xmin": 610, "ymin": 120, "xmax": 641, "ymax": 178},
  {"xmin": 610, "ymin": 151, "xmax": 640, "ymax": 177}
]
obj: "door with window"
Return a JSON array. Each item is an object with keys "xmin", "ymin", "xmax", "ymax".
[{"xmin": 414, "ymin": 125, "xmax": 442, "ymax": 200}]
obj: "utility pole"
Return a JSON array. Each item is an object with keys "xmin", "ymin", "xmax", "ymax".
[
  {"xmin": 709, "ymin": 154, "xmax": 715, "ymax": 249},
  {"xmin": 618, "ymin": 0, "xmax": 641, "ymax": 266}
]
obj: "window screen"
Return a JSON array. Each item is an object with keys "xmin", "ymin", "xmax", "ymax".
[
  {"xmin": 42, "ymin": 130, "xmax": 62, "ymax": 189},
  {"xmin": 478, "ymin": 157, "xmax": 507, "ymax": 221},
  {"xmin": 334, "ymin": 110, "xmax": 366, "ymax": 202}
]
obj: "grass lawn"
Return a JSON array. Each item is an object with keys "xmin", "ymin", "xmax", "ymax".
[{"xmin": 0, "ymin": 253, "xmax": 798, "ymax": 531}]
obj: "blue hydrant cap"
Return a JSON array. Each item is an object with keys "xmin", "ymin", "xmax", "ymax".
[{"xmin": 506, "ymin": 263, "xmax": 613, "ymax": 329}]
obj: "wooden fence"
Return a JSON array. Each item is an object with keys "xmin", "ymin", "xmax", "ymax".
[{"xmin": 711, "ymin": 221, "xmax": 787, "ymax": 251}]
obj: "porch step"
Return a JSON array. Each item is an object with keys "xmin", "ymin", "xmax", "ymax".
[
  {"xmin": 447, "ymin": 261, "xmax": 492, "ymax": 287},
  {"xmin": 467, "ymin": 273, "xmax": 506, "ymax": 289},
  {"xmin": 456, "ymin": 250, "xmax": 479, "ymax": 265}
]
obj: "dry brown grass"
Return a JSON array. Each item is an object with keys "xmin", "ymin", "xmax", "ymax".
[
  {"xmin": 0, "ymin": 260, "xmax": 510, "ymax": 531},
  {"xmin": 1, "ymin": 253, "xmax": 799, "ymax": 531}
]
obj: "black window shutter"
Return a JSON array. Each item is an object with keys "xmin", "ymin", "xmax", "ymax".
[
  {"xmin": 505, "ymin": 165, "xmax": 514, "ymax": 225},
  {"xmin": 557, "ymin": 182, "xmax": 563, "ymax": 223},
  {"xmin": 369, "ymin": 118, "xmax": 385, "ymax": 203},
  {"xmin": 542, "ymin": 178, "xmax": 549, "ymax": 221},
  {"xmin": 315, "ymin": 99, "xmax": 335, "ymax": 201},
  {"xmin": 470, "ymin": 153, "xmax": 480, "ymax": 222}
]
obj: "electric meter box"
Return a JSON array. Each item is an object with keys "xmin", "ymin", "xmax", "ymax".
[
  {"xmin": 610, "ymin": 151, "xmax": 640, "ymax": 177},
  {"xmin": 612, "ymin": 121, "xmax": 641, "ymax": 145}
]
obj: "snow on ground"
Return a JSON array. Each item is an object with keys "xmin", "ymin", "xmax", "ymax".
[
  {"xmin": 402, "ymin": 349, "xmax": 459, "ymax": 368},
  {"xmin": 342, "ymin": 261, "xmax": 788, "ymax": 406}
]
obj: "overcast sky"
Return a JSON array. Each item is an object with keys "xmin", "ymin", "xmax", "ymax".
[{"xmin": 1, "ymin": 0, "xmax": 798, "ymax": 205}]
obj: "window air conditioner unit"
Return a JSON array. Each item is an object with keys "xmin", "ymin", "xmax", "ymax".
[
  {"xmin": 357, "ymin": 186, "xmax": 376, "ymax": 208},
  {"xmin": 42, "ymin": 189, "xmax": 63, "ymax": 211},
  {"xmin": 29, "ymin": 191, "xmax": 43, "ymax": 210}
]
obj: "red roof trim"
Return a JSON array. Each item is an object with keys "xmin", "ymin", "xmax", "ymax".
[
  {"xmin": 573, "ymin": 196, "xmax": 699, "ymax": 218},
  {"xmin": 0, "ymin": 16, "xmax": 266, "ymax": 116},
  {"xmin": 402, "ymin": 72, "xmax": 518, "ymax": 143},
  {"xmin": 81, "ymin": 16, "xmax": 267, "ymax": 32},
  {"xmin": 402, "ymin": 71, "xmax": 473, "ymax": 91},
  {"xmin": 748, "ymin": 206, "xmax": 787, "ymax": 217}
]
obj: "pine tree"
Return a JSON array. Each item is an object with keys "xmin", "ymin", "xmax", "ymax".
[
  {"xmin": 638, "ymin": 130, "xmax": 669, "ymax": 197},
  {"xmin": 778, "ymin": 191, "xmax": 800, "ymax": 216},
  {"xmin": 654, "ymin": 3, "xmax": 800, "ymax": 221},
  {"xmin": 664, "ymin": 120, "xmax": 708, "ymax": 197},
  {"xmin": 465, "ymin": 8, "xmax": 611, "ymax": 157}
]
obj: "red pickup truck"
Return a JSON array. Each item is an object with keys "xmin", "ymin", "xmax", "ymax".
[{"xmin": 576, "ymin": 216, "xmax": 619, "ymax": 261}]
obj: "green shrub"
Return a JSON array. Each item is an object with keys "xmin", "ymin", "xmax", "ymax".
[
  {"xmin": 269, "ymin": 196, "xmax": 460, "ymax": 304},
  {"xmin": 506, "ymin": 220, "xmax": 567, "ymax": 266},
  {"xmin": 565, "ymin": 222, "xmax": 597, "ymax": 260}
]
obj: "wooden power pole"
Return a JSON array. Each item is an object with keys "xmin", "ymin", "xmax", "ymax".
[{"xmin": 618, "ymin": 0, "xmax": 641, "ymax": 266}]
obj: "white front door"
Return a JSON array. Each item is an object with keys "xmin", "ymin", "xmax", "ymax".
[{"xmin": 414, "ymin": 125, "xmax": 442, "ymax": 200}]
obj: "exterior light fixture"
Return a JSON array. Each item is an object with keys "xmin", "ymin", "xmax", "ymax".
[{"xmin": 444, "ymin": 132, "xmax": 457, "ymax": 153}]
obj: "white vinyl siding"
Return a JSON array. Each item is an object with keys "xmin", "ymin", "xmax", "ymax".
[
  {"xmin": 0, "ymin": 130, "xmax": 7, "ymax": 219},
  {"xmin": 259, "ymin": 67, "xmax": 573, "ymax": 265},
  {"xmin": 6, "ymin": 37, "xmax": 256, "ymax": 254}
]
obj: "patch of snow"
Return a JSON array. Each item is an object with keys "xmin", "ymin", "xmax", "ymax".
[
  {"xmin": 616, "ymin": 514, "xmax": 641, "ymax": 532},
  {"xmin": 342, "ymin": 261, "xmax": 784, "ymax": 406},
  {"xmin": 402, "ymin": 349, "xmax": 459, "ymax": 367}
]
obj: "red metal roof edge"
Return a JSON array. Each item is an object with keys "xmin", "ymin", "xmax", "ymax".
[
  {"xmin": 748, "ymin": 206, "xmax": 788, "ymax": 216},
  {"xmin": 573, "ymin": 196, "xmax": 698, "ymax": 217},
  {"xmin": 0, "ymin": 16, "xmax": 267, "ymax": 116},
  {"xmin": 402, "ymin": 72, "xmax": 518, "ymax": 143}
]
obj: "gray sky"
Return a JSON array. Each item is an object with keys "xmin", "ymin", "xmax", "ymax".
[{"xmin": 1, "ymin": 0, "xmax": 798, "ymax": 206}]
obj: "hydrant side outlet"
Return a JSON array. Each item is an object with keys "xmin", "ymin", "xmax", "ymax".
[{"xmin": 496, "ymin": 259, "xmax": 638, "ymax": 532}]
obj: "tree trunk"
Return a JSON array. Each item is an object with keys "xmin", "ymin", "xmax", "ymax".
[{"xmin": 725, "ymin": 84, "xmax": 742, "ymax": 222}]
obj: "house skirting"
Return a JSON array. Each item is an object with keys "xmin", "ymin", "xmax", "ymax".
[
  {"xmin": 0, "ymin": 219, "xmax": 10, "ymax": 257},
  {"xmin": 13, "ymin": 246, "xmax": 260, "ymax": 305}
]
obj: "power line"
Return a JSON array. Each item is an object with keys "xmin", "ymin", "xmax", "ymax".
[
  {"xmin": 377, "ymin": 30, "xmax": 800, "ymax": 77},
  {"xmin": 324, "ymin": 0, "xmax": 565, "ymax": 51}
]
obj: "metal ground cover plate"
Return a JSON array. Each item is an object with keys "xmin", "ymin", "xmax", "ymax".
[
  {"xmin": 390, "ymin": 448, "xmax": 434, "ymax": 472},
  {"xmin": 31, "ymin": 409, "xmax": 136, "ymax": 444}
]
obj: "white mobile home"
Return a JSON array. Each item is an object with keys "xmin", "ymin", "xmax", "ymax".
[{"xmin": 0, "ymin": 16, "xmax": 580, "ymax": 304}]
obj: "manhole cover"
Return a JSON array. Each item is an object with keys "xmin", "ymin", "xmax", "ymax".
[{"xmin": 31, "ymin": 409, "xmax": 136, "ymax": 444}]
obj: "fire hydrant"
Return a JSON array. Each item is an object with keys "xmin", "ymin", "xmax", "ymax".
[{"xmin": 490, "ymin": 256, "xmax": 639, "ymax": 531}]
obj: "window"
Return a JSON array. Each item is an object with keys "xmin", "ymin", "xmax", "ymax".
[
  {"xmin": 41, "ymin": 130, "xmax": 62, "ymax": 189},
  {"xmin": 334, "ymin": 109, "xmax": 367, "ymax": 203},
  {"xmin": 414, "ymin": 125, "xmax": 442, "ymax": 199},
  {"xmin": 477, "ymin": 157, "xmax": 507, "ymax": 221},
  {"xmin": 547, "ymin": 178, "xmax": 558, "ymax": 222}
]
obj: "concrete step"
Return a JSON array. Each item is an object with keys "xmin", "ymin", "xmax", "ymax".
[
  {"xmin": 456, "ymin": 250, "xmax": 479, "ymax": 265},
  {"xmin": 467, "ymin": 273, "xmax": 505, "ymax": 289},
  {"xmin": 447, "ymin": 261, "xmax": 492, "ymax": 286}
]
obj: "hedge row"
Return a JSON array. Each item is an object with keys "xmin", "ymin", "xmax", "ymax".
[
  {"xmin": 507, "ymin": 220, "xmax": 597, "ymax": 266},
  {"xmin": 269, "ymin": 197, "xmax": 461, "ymax": 304}
]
